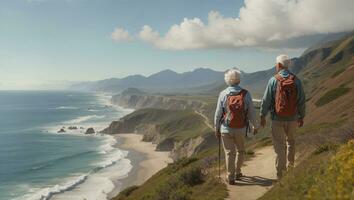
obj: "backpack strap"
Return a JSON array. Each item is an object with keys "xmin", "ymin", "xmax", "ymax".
[
  {"xmin": 240, "ymin": 89, "xmax": 249, "ymax": 136},
  {"xmin": 240, "ymin": 89, "xmax": 248, "ymax": 97},
  {"xmin": 274, "ymin": 74, "xmax": 284, "ymax": 82},
  {"xmin": 289, "ymin": 73, "xmax": 296, "ymax": 80},
  {"xmin": 275, "ymin": 73, "xmax": 297, "ymax": 81}
]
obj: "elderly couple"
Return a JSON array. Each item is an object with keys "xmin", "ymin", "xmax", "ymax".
[{"xmin": 214, "ymin": 54, "xmax": 306, "ymax": 185}]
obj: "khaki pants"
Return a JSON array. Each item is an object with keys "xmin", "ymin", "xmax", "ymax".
[
  {"xmin": 221, "ymin": 129, "xmax": 245, "ymax": 180},
  {"xmin": 271, "ymin": 120, "xmax": 297, "ymax": 178}
]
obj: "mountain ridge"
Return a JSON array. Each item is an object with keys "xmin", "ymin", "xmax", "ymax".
[
  {"xmin": 109, "ymin": 32, "xmax": 354, "ymax": 200},
  {"xmin": 70, "ymin": 67, "xmax": 225, "ymax": 93}
]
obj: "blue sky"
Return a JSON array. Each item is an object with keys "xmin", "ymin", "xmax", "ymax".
[{"xmin": 0, "ymin": 0, "xmax": 353, "ymax": 89}]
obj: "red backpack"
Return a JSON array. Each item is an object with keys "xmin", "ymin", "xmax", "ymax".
[
  {"xmin": 224, "ymin": 89, "xmax": 248, "ymax": 128},
  {"xmin": 274, "ymin": 74, "xmax": 298, "ymax": 117}
]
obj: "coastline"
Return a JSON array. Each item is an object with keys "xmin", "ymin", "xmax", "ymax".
[{"xmin": 108, "ymin": 133, "xmax": 172, "ymax": 199}]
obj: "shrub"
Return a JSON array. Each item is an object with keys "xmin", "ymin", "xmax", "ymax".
[
  {"xmin": 330, "ymin": 51, "xmax": 343, "ymax": 64},
  {"xmin": 177, "ymin": 165, "xmax": 204, "ymax": 186},
  {"xmin": 315, "ymin": 87, "xmax": 351, "ymax": 107},
  {"xmin": 313, "ymin": 143, "xmax": 339, "ymax": 155},
  {"xmin": 116, "ymin": 185, "xmax": 139, "ymax": 199},
  {"xmin": 153, "ymin": 164, "xmax": 204, "ymax": 200},
  {"xmin": 331, "ymin": 68, "xmax": 346, "ymax": 78},
  {"xmin": 307, "ymin": 140, "xmax": 354, "ymax": 200}
]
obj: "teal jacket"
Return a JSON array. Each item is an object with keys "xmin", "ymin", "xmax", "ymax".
[
  {"xmin": 260, "ymin": 69, "xmax": 306, "ymax": 121},
  {"xmin": 214, "ymin": 85, "xmax": 258, "ymax": 134}
]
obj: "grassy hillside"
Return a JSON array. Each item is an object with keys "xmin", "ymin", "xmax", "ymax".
[
  {"xmin": 260, "ymin": 139, "xmax": 354, "ymax": 200},
  {"xmin": 111, "ymin": 33, "xmax": 354, "ymax": 200},
  {"xmin": 299, "ymin": 34, "xmax": 354, "ymax": 124},
  {"xmin": 114, "ymin": 156, "xmax": 228, "ymax": 200},
  {"xmin": 112, "ymin": 108, "xmax": 211, "ymax": 142},
  {"xmin": 259, "ymin": 33, "xmax": 354, "ymax": 199}
]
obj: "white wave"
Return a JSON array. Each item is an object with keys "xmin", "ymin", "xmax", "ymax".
[
  {"xmin": 64, "ymin": 115, "xmax": 105, "ymax": 124},
  {"xmin": 88, "ymin": 109, "xmax": 99, "ymax": 112},
  {"xmin": 50, "ymin": 159, "xmax": 132, "ymax": 200},
  {"xmin": 18, "ymin": 173, "xmax": 89, "ymax": 200},
  {"xmin": 94, "ymin": 134, "xmax": 131, "ymax": 175},
  {"xmin": 52, "ymin": 106, "xmax": 78, "ymax": 110},
  {"xmin": 30, "ymin": 93, "xmax": 135, "ymax": 200},
  {"xmin": 19, "ymin": 134, "xmax": 132, "ymax": 200},
  {"xmin": 98, "ymin": 135, "xmax": 117, "ymax": 154},
  {"xmin": 94, "ymin": 93, "xmax": 134, "ymax": 113}
]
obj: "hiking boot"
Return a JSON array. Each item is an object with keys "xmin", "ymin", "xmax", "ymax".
[
  {"xmin": 235, "ymin": 173, "xmax": 244, "ymax": 180},
  {"xmin": 226, "ymin": 177, "xmax": 235, "ymax": 185}
]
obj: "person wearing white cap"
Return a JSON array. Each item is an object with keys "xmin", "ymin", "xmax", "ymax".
[
  {"xmin": 260, "ymin": 54, "xmax": 306, "ymax": 179},
  {"xmin": 214, "ymin": 69, "xmax": 259, "ymax": 185}
]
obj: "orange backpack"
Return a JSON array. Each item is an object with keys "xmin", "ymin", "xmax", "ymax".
[
  {"xmin": 274, "ymin": 74, "xmax": 298, "ymax": 117},
  {"xmin": 224, "ymin": 89, "xmax": 248, "ymax": 128}
]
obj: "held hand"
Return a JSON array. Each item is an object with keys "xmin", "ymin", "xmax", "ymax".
[
  {"xmin": 298, "ymin": 119, "xmax": 304, "ymax": 127},
  {"xmin": 260, "ymin": 116, "xmax": 266, "ymax": 128}
]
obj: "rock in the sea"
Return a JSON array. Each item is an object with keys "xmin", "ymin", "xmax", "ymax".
[
  {"xmin": 68, "ymin": 126, "xmax": 78, "ymax": 130},
  {"xmin": 85, "ymin": 128, "xmax": 95, "ymax": 134},
  {"xmin": 58, "ymin": 128, "xmax": 66, "ymax": 133}
]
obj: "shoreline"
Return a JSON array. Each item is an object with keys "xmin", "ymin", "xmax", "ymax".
[{"xmin": 108, "ymin": 133, "xmax": 172, "ymax": 199}]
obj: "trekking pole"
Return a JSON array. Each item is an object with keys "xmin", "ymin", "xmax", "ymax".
[{"xmin": 218, "ymin": 135, "xmax": 221, "ymax": 179}]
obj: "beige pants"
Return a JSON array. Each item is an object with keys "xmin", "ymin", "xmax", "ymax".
[
  {"xmin": 221, "ymin": 129, "xmax": 245, "ymax": 180},
  {"xmin": 271, "ymin": 120, "xmax": 297, "ymax": 178}
]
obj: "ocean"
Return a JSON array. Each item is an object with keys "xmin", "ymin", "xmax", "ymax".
[{"xmin": 0, "ymin": 91, "xmax": 133, "ymax": 200}]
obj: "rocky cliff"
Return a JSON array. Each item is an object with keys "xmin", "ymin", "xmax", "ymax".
[
  {"xmin": 101, "ymin": 108, "xmax": 216, "ymax": 161},
  {"xmin": 112, "ymin": 93, "xmax": 204, "ymax": 110},
  {"xmin": 111, "ymin": 92, "xmax": 216, "ymax": 122}
]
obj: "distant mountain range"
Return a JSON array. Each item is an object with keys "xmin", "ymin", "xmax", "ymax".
[
  {"xmin": 70, "ymin": 68, "xmax": 226, "ymax": 93},
  {"xmin": 70, "ymin": 31, "xmax": 353, "ymax": 96}
]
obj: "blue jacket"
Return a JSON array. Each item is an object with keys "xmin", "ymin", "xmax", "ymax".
[
  {"xmin": 214, "ymin": 85, "xmax": 258, "ymax": 134},
  {"xmin": 260, "ymin": 69, "xmax": 306, "ymax": 121}
]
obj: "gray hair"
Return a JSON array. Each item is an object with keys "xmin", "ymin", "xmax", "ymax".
[
  {"xmin": 224, "ymin": 69, "xmax": 241, "ymax": 86},
  {"xmin": 276, "ymin": 54, "xmax": 291, "ymax": 68}
]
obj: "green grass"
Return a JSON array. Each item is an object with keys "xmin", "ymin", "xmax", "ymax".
[
  {"xmin": 260, "ymin": 140, "xmax": 354, "ymax": 200},
  {"xmin": 295, "ymin": 120, "xmax": 345, "ymax": 136},
  {"xmin": 156, "ymin": 112, "xmax": 211, "ymax": 141},
  {"xmin": 313, "ymin": 143, "xmax": 339, "ymax": 155},
  {"xmin": 122, "ymin": 108, "xmax": 193, "ymax": 125},
  {"xmin": 259, "ymin": 150, "xmax": 334, "ymax": 200},
  {"xmin": 112, "ymin": 105, "xmax": 269, "ymax": 200},
  {"xmin": 114, "ymin": 157, "xmax": 228, "ymax": 200},
  {"xmin": 331, "ymin": 68, "xmax": 346, "ymax": 78},
  {"xmin": 315, "ymin": 87, "xmax": 351, "ymax": 107},
  {"xmin": 120, "ymin": 108, "xmax": 211, "ymax": 141},
  {"xmin": 307, "ymin": 140, "xmax": 354, "ymax": 200}
]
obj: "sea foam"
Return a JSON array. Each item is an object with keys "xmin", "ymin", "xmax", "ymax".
[
  {"xmin": 19, "ymin": 134, "xmax": 132, "ymax": 200},
  {"xmin": 20, "ymin": 93, "xmax": 134, "ymax": 200}
]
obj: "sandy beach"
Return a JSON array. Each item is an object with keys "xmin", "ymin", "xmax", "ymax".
[{"xmin": 108, "ymin": 133, "xmax": 172, "ymax": 198}]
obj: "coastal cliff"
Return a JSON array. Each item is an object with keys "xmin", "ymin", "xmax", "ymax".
[
  {"xmin": 112, "ymin": 93, "xmax": 205, "ymax": 110},
  {"xmin": 102, "ymin": 108, "xmax": 216, "ymax": 161},
  {"xmin": 111, "ymin": 89, "xmax": 216, "ymax": 122}
]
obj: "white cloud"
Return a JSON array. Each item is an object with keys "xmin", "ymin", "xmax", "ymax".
[
  {"xmin": 138, "ymin": 0, "xmax": 354, "ymax": 50},
  {"xmin": 111, "ymin": 27, "xmax": 132, "ymax": 42}
]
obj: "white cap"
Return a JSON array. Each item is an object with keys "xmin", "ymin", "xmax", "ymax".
[
  {"xmin": 224, "ymin": 69, "xmax": 241, "ymax": 86},
  {"xmin": 276, "ymin": 54, "xmax": 290, "ymax": 68}
]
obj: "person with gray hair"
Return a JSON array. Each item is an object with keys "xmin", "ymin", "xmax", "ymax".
[
  {"xmin": 214, "ymin": 69, "xmax": 258, "ymax": 185},
  {"xmin": 260, "ymin": 54, "xmax": 306, "ymax": 179}
]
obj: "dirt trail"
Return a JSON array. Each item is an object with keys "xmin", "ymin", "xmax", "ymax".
[
  {"xmin": 194, "ymin": 110, "xmax": 277, "ymax": 199},
  {"xmin": 223, "ymin": 146, "xmax": 277, "ymax": 200},
  {"xmin": 194, "ymin": 111, "xmax": 214, "ymax": 130}
]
